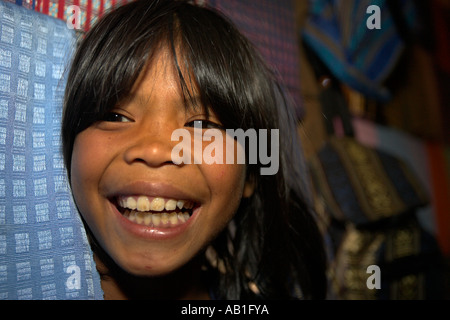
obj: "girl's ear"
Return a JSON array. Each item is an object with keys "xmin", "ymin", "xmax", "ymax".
[{"xmin": 243, "ymin": 175, "xmax": 255, "ymax": 198}]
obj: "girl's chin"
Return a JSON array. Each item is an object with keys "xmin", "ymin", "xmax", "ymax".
[
  {"xmin": 119, "ymin": 262, "xmax": 181, "ymax": 277},
  {"xmin": 92, "ymin": 243, "xmax": 186, "ymax": 278},
  {"xmin": 109, "ymin": 249, "xmax": 198, "ymax": 278}
]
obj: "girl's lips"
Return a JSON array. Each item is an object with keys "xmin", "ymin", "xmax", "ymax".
[
  {"xmin": 115, "ymin": 195, "xmax": 195, "ymax": 212},
  {"xmin": 108, "ymin": 196, "xmax": 201, "ymax": 241},
  {"xmin": 103, "ymin": 181, "xmax": 202, "ymax": 205}
]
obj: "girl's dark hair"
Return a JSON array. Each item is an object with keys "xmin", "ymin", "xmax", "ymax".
[{"xmin": 62, "ymin": 0, "xmax": 327, "ymax": 299}]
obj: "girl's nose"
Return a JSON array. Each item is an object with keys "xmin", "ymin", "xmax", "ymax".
[{"xmin": 123, "ymin": 125, "xmax": 178, "ymax": 168}]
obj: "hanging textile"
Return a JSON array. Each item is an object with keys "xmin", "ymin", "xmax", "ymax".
[{"xmin": 302, "ymin": 0, "xmax": 418, "ymax": 101}]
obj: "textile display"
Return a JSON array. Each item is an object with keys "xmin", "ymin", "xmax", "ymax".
[{"xmin": 0, "ymin": 1, "xmax": 103, "ymax": 299}]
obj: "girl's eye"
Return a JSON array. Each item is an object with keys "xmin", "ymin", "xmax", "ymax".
[
  {"xmin": 102, "ymin": 112, "xmax": 133, "ymax": 123},
  {"xmin": 185, "ymin": 119, "xmax": 224, "ymax": 130}
]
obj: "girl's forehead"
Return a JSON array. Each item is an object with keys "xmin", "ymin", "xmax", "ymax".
[
  {"xmin": 123, "ymin": 47, "xmax": 203, "ymax": 112},
  {"xmin": 132, "ymin": 48, "xmax": 179, "ymax": 92},
  {"xmin": 146, "ymin": 44, "xmax": 193, "ymax": 83}
]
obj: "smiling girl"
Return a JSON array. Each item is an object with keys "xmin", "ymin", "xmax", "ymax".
[{"xmin": 62, "ymin": 0, "xmax": 327, "ymax": 300}]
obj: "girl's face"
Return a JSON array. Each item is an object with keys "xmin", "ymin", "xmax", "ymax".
[{"xmin": 70, "ymin": 49, "xmax": 254, "ymax": 276}]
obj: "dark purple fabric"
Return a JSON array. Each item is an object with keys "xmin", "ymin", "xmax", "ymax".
[{"xmin": 206, "ymin": 0, "xmax": 304, "ymax": 119}]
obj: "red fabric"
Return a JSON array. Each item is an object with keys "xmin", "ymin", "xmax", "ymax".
[
  {"xmin": 57, "ymin": 0, "xmax": 64, "ymax": 19},
  {"xmin": 85, "ymin": 0, "xmax": 92, "ymax": 32},
  {"xmin": 34, "ymin": 0, "xmax": 50, "ymax": 14},
  {"xmin": 432, "ymin": 0, "xmax": 450, "ymax": 74},
  {"xmin": 427, "ymin": 142, "xmax": 450, "ymax": 256}
]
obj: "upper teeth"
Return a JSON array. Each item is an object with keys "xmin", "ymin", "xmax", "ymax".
[{"xmin": 118, "ymin": 196, "xmax": 194, "ymax": 212}]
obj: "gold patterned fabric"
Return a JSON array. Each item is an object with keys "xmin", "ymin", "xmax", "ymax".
[
  {"xmin": 329, "ymin": 218, "xmax": 443, "ymax": 300},
  {"xmin": 309, "ymin": 137, "xmax": 445, "ymax": 299},
  {"xmin": 309, "ymin": 137, "xmax": 429, "ymax": 226}
]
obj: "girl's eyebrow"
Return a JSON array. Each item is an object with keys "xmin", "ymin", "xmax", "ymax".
[
  {"xmin": 128, "ymin": 92, "xmax": 205, "ymax": 113},
  {"xmin": 184, "ymin": 95, "xmax": 203, "ymax": 111},
  {"xmin": 184, "ymin": 95, "xmax": 213, "ymax": 120},
  {"xmin": 133, "ymin": 93, "xmax": 152, "ymax": 108}
]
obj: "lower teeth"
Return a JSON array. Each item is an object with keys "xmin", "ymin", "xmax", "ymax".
[{"xmin": 123, "ymin": 210, "xmax": 191, "ymax": 227}]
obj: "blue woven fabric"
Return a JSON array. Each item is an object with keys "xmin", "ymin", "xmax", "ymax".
[
  {"xmin": 0, "ymin": 1, "xmax": 103, "ymax": 299},
  {"xmin": 302, "ymin": 0, "xmax": 417, "ymax": 101}
]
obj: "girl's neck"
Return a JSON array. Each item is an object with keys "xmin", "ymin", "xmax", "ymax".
[{"xmin": 93, "ymin": 251, "xmax": 211, "ymax": 300}]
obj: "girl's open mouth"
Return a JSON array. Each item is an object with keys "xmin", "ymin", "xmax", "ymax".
[{"xmin": 114, "ymin": 195, "xmax": 197, "ymax": 228}]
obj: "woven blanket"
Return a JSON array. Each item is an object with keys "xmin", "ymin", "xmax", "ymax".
[{"xmin": 0, "ymin": 1, "xmax": 103, "ymax": 299}]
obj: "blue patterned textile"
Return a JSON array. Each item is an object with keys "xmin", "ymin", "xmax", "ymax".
[
  {"xmin": 302, "ymin": 0, "xmax": 417, "ymax": 101},
  {"xmin": 0, "ymin": 1, "xmax": 103, "ymax": 299}
]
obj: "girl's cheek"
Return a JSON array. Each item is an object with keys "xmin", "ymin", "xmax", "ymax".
[
  {"xmin": 218, "ymin": 169, "xmax": 226, "ymax": 180},
  {"xmin": 203, "ymin": 163, "xmax": 247, "ymax": 201},
  {"xmin": 71, "ymin": 128, "xmax": 110, "ymax": 175},
  {"xmin": 70, "ymin": 131, "xmax": 106, "ymax": 195},
  {"xmin": 71, "ymin": 138, "xmax": 93, "ymax": 183}
]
